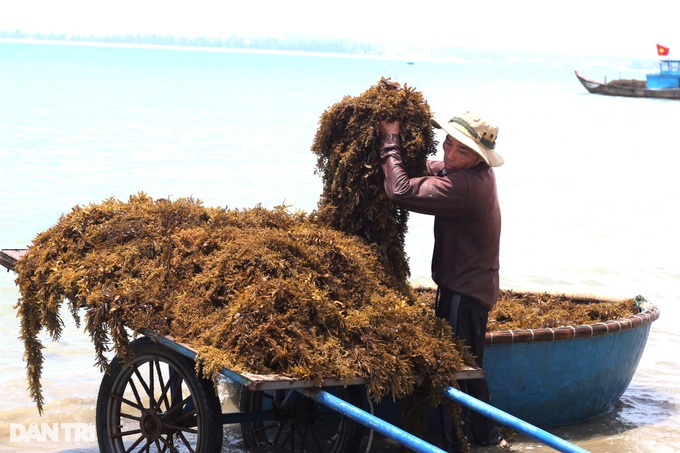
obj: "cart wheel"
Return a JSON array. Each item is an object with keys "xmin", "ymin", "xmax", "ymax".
[
  {"xmin": 239, "ymin": 385, "xmax": 365, "ymax": 453},
  {"xmin": 96, "ymin": 337, "xmax": 223, "ymax": 453}
]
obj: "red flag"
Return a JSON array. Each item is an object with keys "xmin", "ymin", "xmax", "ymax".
[{"xmin": 657, "ymin": 44, "xmax": 670, "ymax": 56}]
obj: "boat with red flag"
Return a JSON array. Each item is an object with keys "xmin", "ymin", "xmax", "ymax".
[{"xmin": 575, "ymin": 44, "xmax": 680, "ymax": 100}]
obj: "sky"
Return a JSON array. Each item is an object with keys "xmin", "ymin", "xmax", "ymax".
[{"xmin": 1, "ymin": 0, "xmax": 677, "ymax": 58}]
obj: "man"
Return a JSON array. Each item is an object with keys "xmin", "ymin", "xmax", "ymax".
[{"xmin": 378, "ymin": 111, "xmax": 508, "ymax": 451}]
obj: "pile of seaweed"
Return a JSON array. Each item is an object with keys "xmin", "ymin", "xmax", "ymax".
[
  {"xmin": 311, "ymin": 77, "xmax": 436, "ymax": 293},
  {"xmin": 607, "ymin": 79, "xmax": 646, "ymax": 89},
  {"xmin": 14, "ymin": 194, "xmax": 470, "ymax": 423},
  {"xmin": 487, "ymin": 290, "xmax": 637, "ymax": 331},
  {"xmin": 413, "ymin": 288, "xmax": 638, "ymax": 332}
]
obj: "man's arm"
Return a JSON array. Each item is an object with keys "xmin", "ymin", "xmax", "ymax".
[{"xmin": 378, "ymin": 121, "xmax": 467, "ymax": 216}]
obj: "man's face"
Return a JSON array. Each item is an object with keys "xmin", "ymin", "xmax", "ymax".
[{"xmin": 442, "ymin": 135, "xmax": 483, "ymax": 171}]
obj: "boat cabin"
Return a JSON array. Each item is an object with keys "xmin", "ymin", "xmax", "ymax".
[{"xmin": 647, "ymin": 60, "xmax": 680, "ymax": 89}]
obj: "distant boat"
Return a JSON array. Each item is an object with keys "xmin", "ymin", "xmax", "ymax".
[{"xmin": 574, "ymin": 59, "xmax": 680, "ymax": 100}]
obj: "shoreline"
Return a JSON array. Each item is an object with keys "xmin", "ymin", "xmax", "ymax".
[
  {"xmin": 1, "ymin": 37, "xmax": 652, "ymax": 67},
  {"xmin": 0, "ymin": 37, "xmax": 457, "ymax": 63}
]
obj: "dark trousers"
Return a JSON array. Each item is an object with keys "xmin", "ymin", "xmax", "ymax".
[{"xmin": 436, "ymin": 288, "xmax": 502, "ymax": 452}]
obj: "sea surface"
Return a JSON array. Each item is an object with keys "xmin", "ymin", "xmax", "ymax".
[{"xmin": 0, "ymin": 40, "xmax": 678, "ymax": 452}]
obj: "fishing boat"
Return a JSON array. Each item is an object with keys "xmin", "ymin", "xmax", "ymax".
[
  {"xmin": 484, "ymin": 294, "xmax": 659, "ymax": 427},
  {"xmin": 574, "ymin": 59, "xmax": 680, "ymax": 100}
]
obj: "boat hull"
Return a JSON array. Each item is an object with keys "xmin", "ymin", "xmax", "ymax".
[
  {"xmin": 574, "ymin": 70, "xmax": 680, "ymax": 100},
  {"xmin": 483, "ymin": 301, "xmax": 658, "ymax": 427}
]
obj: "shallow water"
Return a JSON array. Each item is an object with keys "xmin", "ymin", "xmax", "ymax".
[{"xmin": 0, "ymin": 40, "xmax": 678, "ymax": 452}]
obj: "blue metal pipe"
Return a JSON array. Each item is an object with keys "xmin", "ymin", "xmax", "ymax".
[
  {"xmin": 296, "ymin": 388, "xmax": 446, "ymax": 453},
  {"xmin": 443, "ymin": 386, "xmax": 590, "ymax": 453},
  {"xmin": 140, "ymin": 328, "xmax": 588, "ymax": 452}
]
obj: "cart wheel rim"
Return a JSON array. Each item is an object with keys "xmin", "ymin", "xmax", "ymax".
[
  {"xmin": 105, "ymin": 355, "xmax": 203, "ymax": 452},
  {"xmin": 239, "ymin": 386, "xmax": 365, "ymax": 453}
]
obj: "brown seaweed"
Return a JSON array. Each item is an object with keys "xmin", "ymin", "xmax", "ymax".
[
  {"xmin": 414, "ymin": 288, "xmax": 637, "ymax": 332},
  {"xmin": 311, "ymin": 77, "xmax": 437, "ymax": 293},
  {"xmin": 607, "ymin": 79, "xmax": 647, "ymax": 89},
  {"xmin": 488, "ymin": 290, "xmax": 637, "ymax": 331},
  {"xmin": 14, "ymin": 194, "xmax": 469, "ymax": 417}
]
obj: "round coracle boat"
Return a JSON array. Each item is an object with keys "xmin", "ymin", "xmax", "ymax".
[{"xmin": 483, "ymin": 294, "xmax": 659, "ymax": 427}]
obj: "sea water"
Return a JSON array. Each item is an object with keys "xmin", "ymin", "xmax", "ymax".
[{"xmin": 0, "ymin": 41, "xmax": 678, "ymax": 452}]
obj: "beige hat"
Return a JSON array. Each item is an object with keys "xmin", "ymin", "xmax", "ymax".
[{"xmin": 431, "ymin": 111, "xmax": 504, "ymax": 167}]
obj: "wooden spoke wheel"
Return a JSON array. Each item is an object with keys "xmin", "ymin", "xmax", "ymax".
[
  {"xmin": 96, "ymin": 337, "xmax": 223, "ymax": 453},
  {"xmin": 239, "ymin": 385, "xmax": 365, "ymax": 453}
]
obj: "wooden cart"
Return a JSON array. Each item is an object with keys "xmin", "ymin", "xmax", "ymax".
[{"xmin": 1, "ymin": 248, "xmax": 485, "ymax": 453}]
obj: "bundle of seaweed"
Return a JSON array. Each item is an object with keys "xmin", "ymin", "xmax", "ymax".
[
  {"xmin": 14, "ymin": 194, "xmax": 470, "ymax": 419},
  {"xmin": 311, "ymin": 77, "xmax": 437, "ymax": 293}
]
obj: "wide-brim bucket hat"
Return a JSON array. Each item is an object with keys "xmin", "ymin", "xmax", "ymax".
[{"xmin": 431, "ymin": 111, "xmax": 504, "ymax": 167}]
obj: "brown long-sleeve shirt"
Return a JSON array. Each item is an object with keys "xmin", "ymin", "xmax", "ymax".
[{"xmin": 380, "ymin": 148, "xmax": 501, "ymax": 309}]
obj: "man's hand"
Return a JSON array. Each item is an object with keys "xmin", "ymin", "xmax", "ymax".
[
  {"xmin": 378, "ymin": 120, "xmax": 401, "ymax": 157},
  {"xmin": 379, "ymin": 120, "xmax": 400, "ymax": 136}
]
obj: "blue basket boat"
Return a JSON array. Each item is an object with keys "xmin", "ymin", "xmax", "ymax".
[{"xmin": 483, "ymin": 294, "xmax": 659, "ymax": 427}]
